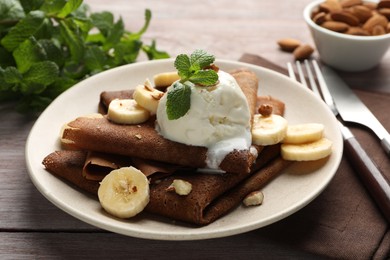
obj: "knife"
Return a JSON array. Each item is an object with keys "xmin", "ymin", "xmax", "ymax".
[{"xmin": 321, "ymin": 66, "xmax": 390, "ymax": 157}]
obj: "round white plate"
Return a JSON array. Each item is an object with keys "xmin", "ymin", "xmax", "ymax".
[{"xmin": 26, "ymin": 59, "xmax": 343, "ymax": 240}]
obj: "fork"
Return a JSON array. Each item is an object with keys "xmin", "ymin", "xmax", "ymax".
[{"xmin": 287, "ymin": 60, "xmax": 390, "ymax": 223}]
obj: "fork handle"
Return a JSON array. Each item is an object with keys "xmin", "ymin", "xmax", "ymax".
[
  {"xmin": 342, "ymin": 126, "xmax": 390, "ymax": 223},
  {"xmin": 381, "ymin": 135, "xmax": 390, "ymax": 157}
]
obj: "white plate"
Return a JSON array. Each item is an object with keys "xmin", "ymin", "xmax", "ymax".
[{"xmin": 26, "ymin": 59, "xmax": 343, "ymax": 240}]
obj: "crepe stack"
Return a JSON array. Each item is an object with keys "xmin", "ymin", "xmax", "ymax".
[{"xmin": 43, "ymin": 68, "xmax": 292, "ymax": 225}]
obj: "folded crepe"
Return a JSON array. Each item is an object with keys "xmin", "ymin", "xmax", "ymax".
[
  {"xmin": 61, "ymin": 69, "xmax": 261, "ymax": 175},
  {"xmin": 42, "ymin": 67, "xmax": 293, "ymax": 225},
  {"xmin": 42, "ymin": 145, "xmax": 292, "ymax": 225}
]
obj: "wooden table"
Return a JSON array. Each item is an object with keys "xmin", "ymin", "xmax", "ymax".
[{"xmin": 1, "ymin": 0, "xmax": 389, "ymax": 258}]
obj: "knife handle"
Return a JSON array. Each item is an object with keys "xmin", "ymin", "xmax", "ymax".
[{"xmin": 342, "ymin": 127, "xmax": 390, "ymax": 223}]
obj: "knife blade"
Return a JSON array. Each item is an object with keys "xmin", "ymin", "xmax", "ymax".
[{"xmin": 321, "ymin": 65, "xmax": 390, "ymax": 156}]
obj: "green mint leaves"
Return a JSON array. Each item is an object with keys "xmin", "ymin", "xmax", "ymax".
[
  {"xmin": 174, "ymin": 49, "xmax": 218, "ymax": 86},
  {"xmin": 167, "ymin": 50, "xmax": 218, "ymax": 120},
  {"xmin": 0, "ymin": 0, "xmax": 169, "ymax": 114},
  {"xmin": 166, "ymin": 82, "xmax": 191, "ymax": 120}
]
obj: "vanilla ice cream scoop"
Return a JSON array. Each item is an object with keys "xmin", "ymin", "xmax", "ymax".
[{"xmin": 156, "ymin": 70, "xmax": 252, "ymax": 169}]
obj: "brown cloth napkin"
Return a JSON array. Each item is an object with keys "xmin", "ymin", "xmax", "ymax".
[{"xmin": 240, "ymin": 54, "xmax": 390, "ymax": 259}]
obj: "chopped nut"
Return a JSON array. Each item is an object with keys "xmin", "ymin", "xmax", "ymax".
[
  {"xmin": 166, "ymin": 179, "xmax": 192, "ymax": 195},
  {"xmin": 143, "ymin": 80, "xmax": 154, "ymax": 92},
  {"xmin": 151, "ymin": 92, "xmax": 164, "ymax": 100},
  {"xmin": 135, "ymin": 134, "xmax": 142, "ymax": 139},
  {"xmin": 243, "ymin": 190, "xmax": 264, "ymax": 206},
  {"xmin": 258, "ymin": 104, "xmax": 273, "ymax": 117}
]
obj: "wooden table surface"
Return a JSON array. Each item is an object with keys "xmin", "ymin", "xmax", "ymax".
[{"xmin": 1, "ymin": 0, "xmax": 389, "ymax": 259}]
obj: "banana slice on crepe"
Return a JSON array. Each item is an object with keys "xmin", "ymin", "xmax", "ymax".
[
  {"xmin": 153, "ymin": 71, "xmax": 180, "ymax": 87},
  {"xmin": 108, "ymin": 99, "xmax": 150, "ymax": 124},
  {"xmin": 281, "ymin": 137, "xmax": 332, "ymax": 161},
  {"xmin": 98, "ymin": 167, "xmax": 150, "ymax": 218},
  {"xmin": 252, "ymin": 114, "xmax": 288, "ymax": 146},
  {"xmin": 133, "ymin": 84, "xmax": 164, "ymax": 114},
  {"xmin": 283, "ymin": 123, "xmax": 324, "ymax": 144}
]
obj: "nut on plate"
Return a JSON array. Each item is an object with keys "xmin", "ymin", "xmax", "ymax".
[
  {"xmin": 243, "ymin": 190, "xmax": 264, "ymax": 206},
  {"xmin": 167, "ymin": 179, "xmax": 192, "ymax": 195}
]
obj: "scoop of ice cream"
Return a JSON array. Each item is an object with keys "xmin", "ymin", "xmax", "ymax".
[{"xmin": 156, "ymin": 70, "xmax": 252, "ymax": 169}]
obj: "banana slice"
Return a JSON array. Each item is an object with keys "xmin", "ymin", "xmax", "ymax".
[
  {"xmin": 252, "ymin": 114, "xmax": 288, "ymax": 146},
  {"xmin": 133, "ymin": 84, "xmax": 164, "ymax": 114},
  {"xmin": 153, "ymin": 71, "xmax": 180, "ymax": 87},
  {"xmin": 283, "ymin": 123, "xmax": 324, "ymax": 144},
  {"xmin": 281, "ymin": 137, "xmax": 333, "ymax": 161},
  {"xmin": 98, "ymin": 167, "xmax": 150, "ymax": 219},
  {"xmin": 108, "ymin": 99, "xmax": 150, "ymax": 124}
]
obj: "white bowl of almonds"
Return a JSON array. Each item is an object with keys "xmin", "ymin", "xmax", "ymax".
[{"xmin": 304, "ymin": 0, "xmax": 390, "ymax": 71}]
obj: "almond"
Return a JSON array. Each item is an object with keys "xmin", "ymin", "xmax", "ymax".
[
  {"xmin": 378, "ymin": 0, "xmax": 390, "ymax": 9},
  {"xmin": 330, "ymin": 10, "xmax": 360, "ymax": 26},
  {"xmin": 340, "ymin": 0, "xmax": 363, "ymax": 8},
  {"xmin": 319, "ymin": 0, "xmax": 343, "ymax": 12},
  {"xmin": 350, "ymin": 5, "xmax": 373, "ymax": 23},
  {"xmin": 313, "ymin": 12, "xmax": 328, "ymax": 24},
  {"xmin": 346, "ymin": 26, "xmax": 370, "ymax": 35},
  {"xmin": 293, "ymin": 44, "xmax": 314, "ymax": 60},
  {"xmin": 378, "ymin": 8, "xmax": 390, "ymax": 19},
  {"xmin": 363, "ymin": 14, "xmax": 388, "ymax": 31},
  {"xmin": 372, "ymin": 24, "xmax": 386, "ymax": 35},
  {"xmin": 363, "ymin": 2, "xmax": 378, "ymax": 10},
  {"xmin": 321, "ymin": 20, "xmax": 350, "ymax": 32},
  {"xmin": 277, "ymin": 38, "xmax": 301, "ymax": 52}
]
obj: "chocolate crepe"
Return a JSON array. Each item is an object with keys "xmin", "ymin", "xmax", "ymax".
[
  {"xmin": 61, "ymin": 69, "xmax": 260, "ymax": 175},
  {"xmin": 42, "ymin": 145, "xmax": 292, "ymax": 225}
]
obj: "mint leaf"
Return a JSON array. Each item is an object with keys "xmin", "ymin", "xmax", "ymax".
[
  {"xmin": 39, "ymin": 39, "xmax": 65, "ymax": 67},
  {"xmin": 3, "ymin": 66, "xmax": 22, "ymax": 84},
  {"xmin": 23, "ymin": 61, "xmax": 59, "ymax": 87},
  {"xmin": 84, "ymin": 45, "xmax": 108, "ymax": 73},
  {"xmin": 40, "ymin": 0, "xmax": 66, "ymax": 15},
  {"xmin": 13, "ymin": 36, "xmax": 46, "ymax": 73},
  {"xmin": 142, "ymin": 40, "xmax": 170, "ymax": 60},
  {"xmin": 174, "ymin": 49, "xmax": 217, "ymax": 85},
  {"xmin": 166, "ymin": 82, "xmax": 191, "ymax": 120},
  {"xmin": 190, "ymin": 49, "xmax": 215, "ymax": 70},
  {"xmin": 189, "ymin": 69, "xmax": 218, "ymax": 86},
  {"xmin": 104, "ymin": 17, "xmax": 124, "ymax": 51},
  {"xmin": 59, "ymin": 19, "xmax": 85, "ymax": 62},
  {"xmin": 57, "ymin": 0, "xmax": 83, "ymax": 18},
  {"xmin": 167, "ymin": 50, "xmax": 218, "ymax": 120},
  {"xmin": 174, "ymin": 54, "xmax": 191, "ymax": 79},
  {"xmin": 90, "ymin": 11, "xmax": 114, "ymax": 36},
  {"xmin": 1, "ymin": 10, "xmax": 45, "ymax": 51},
  {"xmin": 0, "ymin": 0, "xmax": 25, "ymax": 21},
  {"xmin": 19, "ymin": 0, "xmax": 44, "ymax": 14},
  {"xmin": 113, "ymin": 39, "xmax": 142, "ymax": 64}
]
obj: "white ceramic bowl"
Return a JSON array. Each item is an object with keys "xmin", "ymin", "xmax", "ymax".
[{"xmin": 303, "ymin": 0, "xmax": 390, "ymax": 72}]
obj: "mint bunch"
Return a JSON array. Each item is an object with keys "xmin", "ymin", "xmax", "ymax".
[
  {"xmin": 166, "ymin": 50, "xmax": 218, "ymax": 120},
  {"xmin": 0, "ymin": 0, "xmax": 169, "ymax": 114}
]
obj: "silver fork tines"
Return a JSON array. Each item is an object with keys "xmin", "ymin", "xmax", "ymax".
[{"xmin": 287, "ymin": 59, "xmax": 390, "ymax": 223}]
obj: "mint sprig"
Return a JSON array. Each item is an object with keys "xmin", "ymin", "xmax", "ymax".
[
  {"xmin": 0, "ymin": 0, "xmax": 169, "ymax": 114},
  {"xmin": 167, "ymin": 50, "xmax": 218, "ymax": 120}
]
